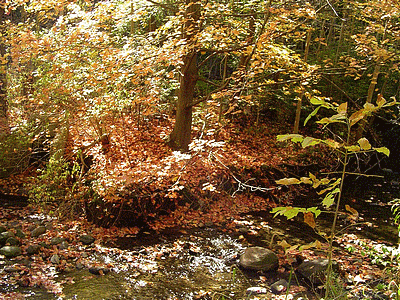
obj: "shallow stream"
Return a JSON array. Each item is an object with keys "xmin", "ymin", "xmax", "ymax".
[{"xmin": 2, "ymin": 177, "xmax": 400, "ymax": 299}]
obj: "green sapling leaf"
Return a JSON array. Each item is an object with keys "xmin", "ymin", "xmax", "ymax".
[{"xmin": 374, "ymin": 147, "xmax": 390, "ymax": 157}]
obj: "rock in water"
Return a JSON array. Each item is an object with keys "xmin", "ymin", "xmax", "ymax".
[
  {"xmin": 0, "ymin": 246, "xmax": 22, "ymax": 258},
  {"xmin": 271, "ymin": 279, "xmax": 289, "ymax": 294},
  {"xmin": 297, "ymin": 258, "xmax": 338, "ymax": 284},
  {"xmin": 239, "ymin": 246, "xmax": 279, "ymax": 271},
  {"xmin": 80, "ymin": 234, "xmax": 95, "ymax": 245}
]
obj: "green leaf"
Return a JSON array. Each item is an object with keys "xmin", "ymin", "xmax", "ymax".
[
  {"xmin": 345, "ymin": 145, "xmax": 361, "ymax": 152},
  {"xmin": 322, "ymin": 188, "xmax": 340, "ymax": 208},
  {"xmin": 271, "ymin": 206, "xmax": 302, "ymax": 219},
  {"xmin": 304, "ymin": 106, "xmax": 320, "ymax": 126},
  {"xmin": 358, "ymin": 137, "xmax": 371, "ymax": 150},
  {"xmin": 307, "ymin": 206, "xmax": 322, "ymax": 218},
  {"xmin": 374, "ymin": 147, "xmax": 390, "ymax": 157},
  {"xmin": 302, "ymin": 137, "xmax": 321, "ymax": 148},
  {"xmin": 277, "ymin": 134, "xmax": 303, "ymax": 143},
  {"xmin": 275, "ymin": 178, "xmax": 301, "ymax": 185},
  {"xmin": 310, "ymin": 97, "xmax": 325, "ymax": 105}
]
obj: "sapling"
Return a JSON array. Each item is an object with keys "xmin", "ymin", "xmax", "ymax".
[{"xmin": 272, "ymin": 95, "xmax": 393, "ymax": 298}]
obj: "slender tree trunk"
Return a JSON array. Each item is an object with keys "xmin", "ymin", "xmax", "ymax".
[
  {"xmin": 168, "ymin": 0, "xmax": 200, "ymax": 152},
  {"xmin": 0, "ymin": 5, "xmax": 8, "ymax": 137},
  {"xmin": 355, "ymin": 63, "xmax": 380, "ymax": 141}
]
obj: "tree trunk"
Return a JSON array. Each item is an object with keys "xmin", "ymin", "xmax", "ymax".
[
  {"xmin": 168, "ymin": 0, "xmax": 200, "ymax": 152},
  {"xmin": 0, "ymin": 5, "xmax": 8, "ymax": 137}
]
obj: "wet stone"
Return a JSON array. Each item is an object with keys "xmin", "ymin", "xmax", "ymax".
[
  {"xmin": 89, "ymin": 266, "xmax": 110, "ymax": 275},
  {"xmin": 4, "ymin": 266, "xmax": 18, "ymax": 273},
  {"xmin": 246, "ymin": 286, "xmax": 268, "ymax": 295},
  {"xmin": 0, "ymin": 231, "xmax": 15, "ymax": 246},
  {"xmin": 15, "ymin": 229, "xmax": 26, "ymax": 239},
  {"xmin": 31, "ymin": 226, "xmax": 46, "ymax": 237},
  {"xmin": 79, "ymin": 234, "xmax": 95, "ymax": 245},
  {"xmin": 51, "ymin": 237, "xmax": 65, "ymax": 245},
  {"xmin": 239, "ymin": 247, "xmax": 279, "ymax": 272},
  {"xmin": 26, "ymin": 244, "xmax": 41, "ymax": 255},
  {"xmin": 6, "ymin": 237, "xmax": 20, "ymax": 246},
  {"xmin": 0, "ymin": 246, "xmax": 22, "ymax": 258},
  {"xmin": 297, "ymin": 258, "xmax": 338, "ymax": 284},
  {"xmin": 76, "ymin": 262, "xmax": 85, "ymax": 270},
  {"xmin": 50, "ymin": 254, "xmax": 60, "ymax": 265},
  {"xmin": 59, "ymin": 241, "xmax": 69, "ymax": 250},
  {"xmin": 270, "ymin": 279, "xmax": 288, "ymax": 294}
]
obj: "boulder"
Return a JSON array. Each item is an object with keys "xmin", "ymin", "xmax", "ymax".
[
  {"xmin": 297, "ymin": 258, "xmax": 338, "ymax": 284},
  {"xmin": 239, "ymin": 246, "xmax": 279, "ymax": 271},
  {"xmin": 0, "ymin": 246, "xmax": 22, "ymax": 258}
]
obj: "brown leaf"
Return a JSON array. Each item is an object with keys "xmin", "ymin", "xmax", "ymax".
[{"xmin": 303, "ymin": 212, "xmax": 316, "ymax": 229}]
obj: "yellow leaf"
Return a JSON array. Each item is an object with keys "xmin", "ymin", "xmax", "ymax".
[
  {"xmin": 338, "ymin": 102, "xmax": 347, "ymax": 114},
  {"xmin": 358, "ymin": 137, "xmax": 371, "ymax": 150}
]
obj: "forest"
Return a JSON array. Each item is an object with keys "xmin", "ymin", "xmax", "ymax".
[{"xmin": 1, "ymin": 0, "xmax": 400, "ymax": 299}]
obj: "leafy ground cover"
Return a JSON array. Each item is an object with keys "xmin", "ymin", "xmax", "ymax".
[{"xmin": 0, "ymin": 116, "xmax": 398, "ymax": 299}]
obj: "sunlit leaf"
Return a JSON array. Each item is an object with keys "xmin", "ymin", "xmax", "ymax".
[
  {"xmin": 302, "ymin": 137, "xmax": 321, "ymax": 148},
  {"xmin": 310, "ymin": 97, "xmax": 325, "ymax": 105},
  {"xmin": 376, "ymin": 94, "xmax": 386, "ymax": 107},
  {"xmin": 345, "ymin": 145, "xmax": 361, "ymax": 152},
  {"xmin": 277, "ymin": 134, "xmax": 303, "ymax": 143},
  {"xmin": 337, "ymin": 102, "xmax": 348, "ymax": 114},
  {"xmin": 303, "ymin": 212, "xmax": 316, "ymax": 228},
  {"xmin": 374, "ymin": 147, "xmax": 390, "ymax": 157},
  {"xmin": 304, "ymin": 106, "xmax": 320, "ymax": 126},
  {"xmin": 349, "ymin": 109, "xmax": 365, "ymax": 127},
  {"xmin": 358, "ymin": 138, "xmax": 371, "ymax": 150},
  {"xmin": 299, "ymin": 240, "xmax": 322, "ymax": 251},
  {"xmin": 322, "ymin": 188, "xmax": 340, "ymax": 208},
  {"xmin": 271, "ymin": 206, "xmax": 301, "ymax": 219},
  {"xmin": 275, "ymin": 178, "xmax": 301, "ymax": 185}
]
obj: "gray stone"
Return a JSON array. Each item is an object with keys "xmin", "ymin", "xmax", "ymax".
[
  {"xmin": 76, "ymin": 262, "xmax": 85, "ymax": 270},
  {"xmin": 297, "ymin": 258, "xmax": 338, "ymax": 284},
  {"xmin": 0, "ymin": 231, "xmax": 15, "ymax": 246},
  {"xmin": 239, "ymin": 247, "xmax": 279, "ymax": 271},
  {"xmin": 0, "ymin": 246, "xmax": 22, "ymax": 258},
  {"xmin": 89, "ymin": 266, "xmax": 110, "ymax": 275},
  {"xmin": 15, "ymin": 229, "xmax": 26, "ymax": 239},
  {"xmin": 6, "ymin": 237, "xmax": 19, "ymax": 246},
  {"xmin": 26, "ymin": 244, "xmax": 41, "ymax": 255},
  {"xmin": 50, "ymin": 254, "xmax": 60, "ymax": 264},
  {"xmin": 51, "ymin": 237, "xmax": 65, "ymax": 245},
  {"xmin": 79, "ymin": 234, "xmax": 95, "ymax": 245},
  {"xmin": 246, "ymin": 287, "xmax": 268, "ymax": 295},
  {"xmin": 271, "ymin": 279, "xmax": 288, "ymax": 294},
  {"xmin": 59, "ymin": 241, "xmax": 69, "ymax": 250},
  {"xmin": 31, "ymin": 226, "xmax": 46, "ymax": 237}
]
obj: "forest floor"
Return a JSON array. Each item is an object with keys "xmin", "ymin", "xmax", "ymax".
[{"xmin": 0, "ymin": 115, "xmax": 399, "ymax": 299}]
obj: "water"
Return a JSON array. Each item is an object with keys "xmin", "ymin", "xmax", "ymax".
[{"xmin": 2, "ymin": 176, "xmax": 400, "ymax": 299}]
